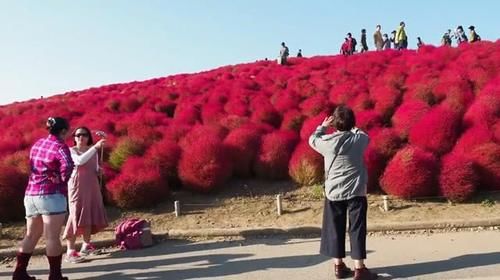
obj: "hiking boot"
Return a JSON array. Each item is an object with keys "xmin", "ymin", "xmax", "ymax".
[
  {"xmin": 354, "ymin": 267, "xmax": 378, "ymax": 280},
  {"xmin": 64, "ymin": 251, "xmax": 85, "ymax": 264},
  {"xmin": 80, "ymin": 243, "xmax": 100, "ymax": 256},
  {"xmin": 334, "ymin": 263, "xmax": 353, "ymax": 279}
]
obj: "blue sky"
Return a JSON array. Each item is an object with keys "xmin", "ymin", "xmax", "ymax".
[{"xmin": 1, "ymin": 0, "xmax": 498, "ymax": 105}]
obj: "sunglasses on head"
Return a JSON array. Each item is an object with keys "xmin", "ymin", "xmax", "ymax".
[{"xmin": 74, "ymin": 133, "xmax": 89, "ymax": 138}]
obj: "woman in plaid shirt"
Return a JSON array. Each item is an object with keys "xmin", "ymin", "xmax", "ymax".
[{"xmin": 13, "ymin": 117, "xmax": 74, "ymax": 280}]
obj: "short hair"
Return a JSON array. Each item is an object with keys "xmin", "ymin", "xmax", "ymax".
[
  {"xmin": 72, "ymin": 126, "xmax": 94, "ymax": 146},
  {"xmin": 347, "ymin": 32, "xmax": 352, "ymax": 37},
  {"xmin": 332, "ymin": 105, "xmax": 356, "ymax": 131},
  {"xmin": 400, "ymin": 21, "xmax": 405, "ymax": 25},
  {"xmin": 376, "ymin": 24, "xmax": 381, "ymax": 28},
  {"xmin": 361, "ymin": 28, "xmax": 366, "ymax": 33},
  {"xmin": 468, "ymin": 25, "xmax": 475, "ymax": 30},
  {"xmin": 46, "ymin": 117, "xmax": 69, "ymax": 136}
]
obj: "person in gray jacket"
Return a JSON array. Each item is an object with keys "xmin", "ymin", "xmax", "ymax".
[{"xmin": 309, "ymin": 106, "xmax": 377, "ymax": 280}]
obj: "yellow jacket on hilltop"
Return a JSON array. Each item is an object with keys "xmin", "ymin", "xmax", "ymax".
[{"xmin": 396, "ymin": 26, "xmax": 407, "ymax": 43}]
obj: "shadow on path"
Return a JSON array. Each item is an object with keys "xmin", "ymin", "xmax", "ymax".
[{"xmin": 374, "ymin": 252, "xmax": 500, "ymax": 279}]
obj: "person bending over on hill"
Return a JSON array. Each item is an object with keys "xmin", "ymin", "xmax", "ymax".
[
  {"xmin": 63, "ymin": 126, "xmax": 108, "ymax": 263},
  {"xmin": 309, "ymin": 106, "xmax": 378, "ymax": 280},
  {"xmin": 13, "ymin": 117, "xmax": 74, "ymax": 280}
]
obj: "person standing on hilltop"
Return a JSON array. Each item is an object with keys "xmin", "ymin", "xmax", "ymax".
[
  {"xmin": 347, "ymin": 33, "xmax": 357, "ymax": 55},
  {"xmin": 383, "ymin": 33, "xmax": 391, "ymax": 50},
  {"xmin": 468, "ymin": 25, "xmax": 481, "ymax": 43},
  {"xmin": 278, "ymin": 42, "xmax": 289, "ymax": 65},
  {"xmin": 360, "ymin": 29, "xmax": 369, "ymax": 53},
  {"xmin": 395, "ymin": 21, "xmax": 408, "ymax": 50},
  {"xmin": 454, "ymin": 25, "xmax": 468, "ymax": 45},
  {"xmin": 340, "ymin": 38, "xmax": 350, "ymax": 56},
  {"xmin": 441, "ymin": 29, "xmax": 453, "ymax": 46},
  {"xmin": 373, "ymin": 25, "xmax": 384, "ymax": 51},
  {"xmin": 417, "ymin": 37, "xmax": 424, "ymax": 49},
  {"xmin": 309, "ymin": 106, "xmax": 378, "ymax": 280}
]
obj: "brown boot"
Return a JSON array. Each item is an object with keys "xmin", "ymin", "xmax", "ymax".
[
  {"xmin": 334, "ymin": 262, "xmax": 353, "ymax": 279},
  {"xmin": 354, "ymin": 267, "xmax": 378, "ymax": 280}
]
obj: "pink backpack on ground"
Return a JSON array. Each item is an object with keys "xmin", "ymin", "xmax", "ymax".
[{"xmin": 115, "ymin": 218, "xmax": 153, "ymax": 250}]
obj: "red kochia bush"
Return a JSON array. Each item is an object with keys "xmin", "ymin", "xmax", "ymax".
[
  {"xmin": 364, "ymin": 147, "xmax": 386, "ymax": 192},
  {"xmin": 280, "ymin": 110, "xmax": 305, "ymax": 132},
  {"xmin": 380, "ymin": 146, "xmax": 439, "ymax": 198},
  {"xmin": 289, "ymin": 141, "xmax": 324, "ymax": 186},
  {"xmin": 223, "ymin": 127, "xmax": 263, "ymax": 177},
  {"xmin": 178, "ymin": 138, "xmax": 232, "ymax": 192},
  {"xmin": 254, "ymin": 130, "xmax": 299, "ymax": 179},
  {"xmin": 107, "ymin": 157, "xmax": 168, "ymax": 209},
  {"xmin": 178, "ymin": 124, "xmax": 228, "ymax": 149},
  {"xmin": 439, "ymin": 152, "xmax": 478, "ymax": 202},
  {"xmin": 369, "ymin": 128, "xmax": 403, "ymax": 159},
  {"xmin": 299, "ymin": 113, "xmax": 328, "ymax": 140},
  {"xmin": 463, "ymin": 93, "xmax": 500, "ymax": 128},
  {"xmin": 452, "ymin": 125, "xmax": 493, "ymax": 156},
  {"xmin": 391, "ymin": 100, "xmax": 430, "ymax": 139},
  {"xmin": 468, "ymin": 143, "xmax": 500, "ymax": 191},
  {"xmin": 250, "ymin": 105, "xmax": 281, "ymax": 128},
  {"xmin": 408, "ymin": 105, "xmax": 461, "ymax": 155},
  {"xmin": 494, "ymin": 122, "xmax": 500, "ymax": 143},
  {"xmin": 144, "ymin": 139, "xmax": 182, "ymax": 188},
  {"xmin": 0, "ymin": 163, "xmax": 27, "ymax": 221},
  {"xmin": 355, "ymin": 110, "xmax": 383, "ymax": 131}
]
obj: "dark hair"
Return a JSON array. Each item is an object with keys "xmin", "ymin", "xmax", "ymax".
[
  {"xmin": 400, "ymin": 21, "xmax": 405, "ymax": 26},
  {"xmin": 468, "ymin": 25, "xmax": 475, "ymax": 30},
  {"xmin": 361, "ymin": 29, "xmax": 366, "ymax": 33},
  {"xmin": 376, "ymin": 24, "xmax": 381, "ymax": 28},
  {"xmin": 347, "ymin": 32, "xmax": 352, "ymax": 37},
  {"xmin": 46, "ymin": 117, "xmax": 69, "ymax": 136},
  {"xmin": 332, "ymin": 105, "xmax": 356, "ymax": 131},
  {"xmin": 72, "ymin": 126, "xmax": 94, "ymax": 146},
  {"xmin": 457, "ymin": 25, "xmax": 463, "ymax": 30}
]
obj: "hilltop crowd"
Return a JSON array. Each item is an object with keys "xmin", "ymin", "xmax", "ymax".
[{"xmin": 278, "ymin": 22, "xmax": 483, "ymax": 63}]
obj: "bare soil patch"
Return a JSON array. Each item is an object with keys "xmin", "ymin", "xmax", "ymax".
[{"xmin": 2, "ymin": 179, "xmax": 499, "ymax": 251}]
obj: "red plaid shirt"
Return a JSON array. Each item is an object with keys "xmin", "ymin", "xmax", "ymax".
[{"xmin": 25, "ymin": 134, "xmax": 74, "ymax": 196}]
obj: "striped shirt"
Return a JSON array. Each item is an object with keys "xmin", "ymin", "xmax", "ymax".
[{"xmin": 25, "ymin": 134, "xmax": 74, "ymax": 196}]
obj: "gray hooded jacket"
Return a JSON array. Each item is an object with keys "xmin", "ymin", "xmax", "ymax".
[{"xmin": 308, "ymin": 126, "xmax": 369, "ymax": 201}]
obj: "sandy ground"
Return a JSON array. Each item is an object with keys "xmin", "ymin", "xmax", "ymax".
[{"xmin": 1, "ymin": 179, "xmax": 499, "ymax": 251}]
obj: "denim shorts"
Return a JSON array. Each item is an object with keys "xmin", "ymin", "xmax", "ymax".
[{"xmin": 24, "ymin": 193, "xmax": 67, "ymax": 218}]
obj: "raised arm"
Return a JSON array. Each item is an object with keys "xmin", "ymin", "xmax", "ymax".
[{"xmin": 71, "ymin": 146, "xmax": 97, "ymax": 166}]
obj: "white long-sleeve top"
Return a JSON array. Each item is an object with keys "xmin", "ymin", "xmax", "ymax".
[{"xmin": 69, "ymin": 146, "xmax": 99, "ymax": 177}]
